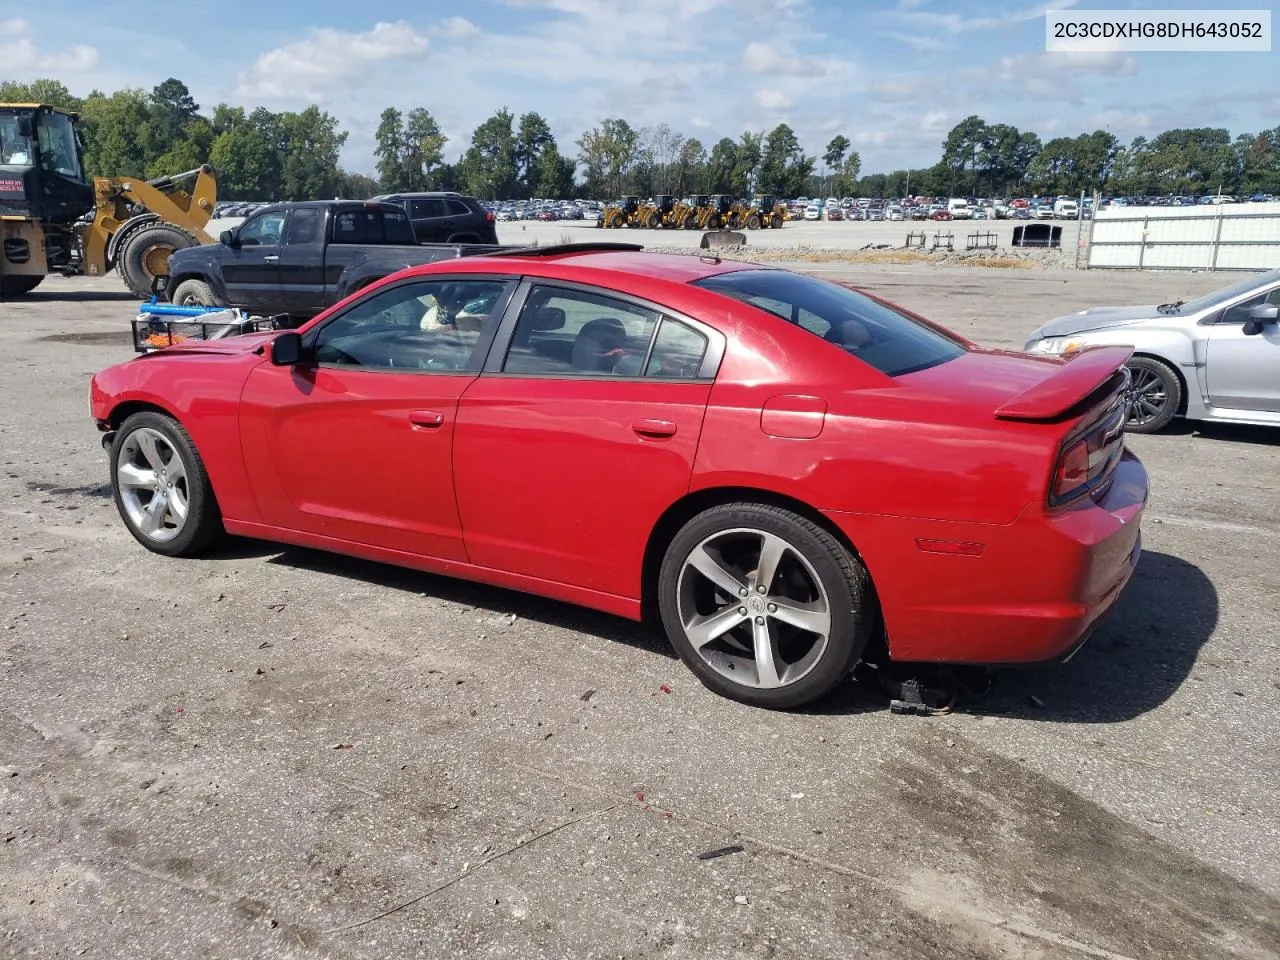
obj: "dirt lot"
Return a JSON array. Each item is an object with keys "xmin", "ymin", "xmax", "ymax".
[{"xmin": 2, "ymin": 265, "xmax": 1278, "ymax": 960}]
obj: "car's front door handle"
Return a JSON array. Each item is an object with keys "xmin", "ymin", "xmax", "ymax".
[
  {"xmin": 408, "ymin": 409, "xmax": 445, "ymax": 428},
  {"xmin": 632, "ymin": 418, "xmax": 677, "ymax": 439},
  {"xmin": 262, "ymin": 255, "xmax": 279, "ymax": 262}
]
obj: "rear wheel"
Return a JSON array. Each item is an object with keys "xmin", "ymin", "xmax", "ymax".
[
  {"xmin": 658, "ymin": 503, "xmax": 872, "ymax": 709},
  {"xmin": 117, "ymin": 223, "xmax": 199, "ymax": 299},
  {"xmin": 644, "ymin": 211, "xmax": 660, "ymax": 229},
  {"xmin": 0, "ymin": 275, "xmax": 42, "ymax": 297},
  {"xmin": 609, "ymin": 212, "xmax": 625, "ymax": 229},
  {"xmin": 170, "ymin": 278, "xmax": 216, "ymax": 307},
  {"xmin": 746, "ymin": 213, "xmax": 762, "ymax": 230},
  {"xmin": 705, "ymin": 213, "xmax": 722, "ymax": 230},
  {"xmin": 1123, "ymin": 356, "xmax": 1181, "ymax": 433},
  {"xmin": 770, "ymin": 213, "xmax": 784, "ymax": 229},
  {"xmin": 110, "ymin": 412, "xmax": 224, "ymax": 557},
  {"xmin": 681, "ymin": 212, "xmax": 696, "ymax": 230}
]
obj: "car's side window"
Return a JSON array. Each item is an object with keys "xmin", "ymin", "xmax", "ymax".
[
  {"xmin": 332, "ymin": 211, "xmax": 365, "ymax": 244},
  {"xmin": 239, "ymin": 211, "xmax": 286, "ymax": 247},
  {"xmin": 283, "ymin": 208, "xmax": 323, "ymax": 246},
  {"xmin": 646, "ymin": 318, "xmax": 708, "ymax": 378},
  {"xmin": 503, "ymin": 286, "xmax": 661, "ymax": 376},
  {"xmin": 410, "ymin": 198, "xmax": 449, "ymax": 219},
  {"xmin": 311, "ymin": 279, "xmax": 511, "ymax": 372},
  {"xmin": 1219, "ymin": 287, "xmax": 1280, "ymax": 325}
]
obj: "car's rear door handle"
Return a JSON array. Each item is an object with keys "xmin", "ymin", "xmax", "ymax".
[
  {"xmin": 262, "ymin": 255, "xmax": 279, "ymax": 262},
  {"xmin": 632, "ymin": 418, "xmax": 677, "ymax": 438},
  {"xmin": 409, "ymin": 409, "xmax": 445, "ymax": 428}
]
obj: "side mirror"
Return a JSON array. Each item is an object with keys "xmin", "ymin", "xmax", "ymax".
[
  {"xmin": 1243, "ymin": 303, "xmax": 1278, "ymax": 336},
  {"xmin": 270, "ymin": 332, "xmax": 303, "ymax": 366},
  {"xmin": 219, "ymin": 230, "xmax": 237, "ymax": 247}
]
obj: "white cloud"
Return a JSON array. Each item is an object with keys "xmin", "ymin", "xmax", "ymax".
[
  {"xmin": 889, "ymin": 0, "xmax": 1078, "ymax": 35},
  {"xmin": 236, "ymin": 21, "xmax": 429, "ymax": 101},
  {"xmin": 691, "ymin": 116, "xmax": 711, "ymax": 128},
  {"xmin": 742, "ymin": 41, "xmax": 851, "ymax": 78},
  {"xmin": 437, "ymin": 17, "xmax": 480, "ymax": 39},
  {"xmin": 754, "ymin": 88, "xmax": 795, "ymax": 111},
  {"xmin": 0, "ymin": 18, "xmax": 99, "ymax": 72},
  {"xmin": 881, "ymin": 31, "xmax": 946, "ymax": 52}
]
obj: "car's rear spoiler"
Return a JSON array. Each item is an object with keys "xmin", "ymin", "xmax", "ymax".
[{"xmin": 995, "ymin": 346, "xmax": 1133, "ymax": 421}]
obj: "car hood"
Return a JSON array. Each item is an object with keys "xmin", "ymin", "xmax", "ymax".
[
  {"xmin": 138, "ymin": 332, "xmax": 276, "ymax": 357},
  {"xmin": 1033, "ymin": 304, "xmax": 1160, "ymax": 338}
]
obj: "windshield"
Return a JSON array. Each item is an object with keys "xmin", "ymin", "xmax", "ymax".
[
  {"xmin": 0, "ymin": 113, "xmax": 34, "ymax": 166},
  {"xmin": 37, "ymin": 112, "xmax": 84, "ymax": 180},
  {"xmin": 1172, "ymin": 268, "xmax": 1280, "ymax": 315},
  {"xmin": 694, "ymin": 269, "xmax": 966, "ymax": 377}
]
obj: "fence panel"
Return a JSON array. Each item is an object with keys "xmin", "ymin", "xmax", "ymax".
[{"xmin": 1088, "ymin": 204, "xmax": 1280, "ymax": 271}]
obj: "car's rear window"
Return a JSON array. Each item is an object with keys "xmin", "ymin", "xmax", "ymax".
[
  {"xmin": 693, "ymin": 269, "xmax": 966, "ymax": 377},
  {"xmin": 332, "ymin": 209, "xmax": 416, "ymax": 245}
]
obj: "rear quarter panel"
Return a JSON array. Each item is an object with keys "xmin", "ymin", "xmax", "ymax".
[{"xmin": 92, "ymin": 354, "xmax": 262, "ymax": 523}]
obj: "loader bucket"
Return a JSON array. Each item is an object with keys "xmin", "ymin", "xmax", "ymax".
[{"xmin": 700, "ymin": 229, "xmax": 746, "ymax": 250}]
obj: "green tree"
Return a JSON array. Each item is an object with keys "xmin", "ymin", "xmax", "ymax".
[
  {"xmin": 757, "ymin": 124, "xmax": 810, "ymax": 196},
  {"xmin": 515, "ymin": 112, "xmax": 554, "ymax": 198},
  {"xmin": 147, "ymin": 78, "xmax": 199, "ymax": 159},
  {"xmin": 374, "ymin": 107, "xmax": 407, "ymax": 190},
  {"xmin": 674, "ymin": 137, "xmax": 706, "ymax": 197},
  {"xmin": 461, "ymin": 108, "xmax": 519, "ymax": 198},
  {"xmin": 703, "ymin": 137, "xmax": 737, "ymax": 193},
  {"xmin": 0, "ymin": 78, "xmax": 81, "ymax": 111},
  {"xmin": 732, "ymin": 131, "xmax": 763, "ymax": 195},
  {"xmin": 404, "ymin": 108, "xmax": 447, "ymax": 190},
  {"xmin": 576, "ymin": 118, "xmax": 638, "ymax": 199},
  {"xmin": 536, "ymin": 143, "xmax": 576, "ymax": 197},
  {"xmin": 941, "ymin": 115, "xmax": 988, "ymax": 195},
  {"xmin": 278, "ymin": 106, "xmax": 348, "ymax": 200},
  {"xmin": 79, "ymin": 89, "xmax": 151, "ymax": 178}
]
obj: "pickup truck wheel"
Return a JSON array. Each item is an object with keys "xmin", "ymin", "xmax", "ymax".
[
  {"xmin": 117, "ymin": 223, "xmax": 199, "ymax": 299},
  {"xmin": 111, "ymin": 411, "xmax": 224, "ymax": 557},
  {"xmin": 171, "ymin": 279, "xmax": 217, "ymax": 307}
]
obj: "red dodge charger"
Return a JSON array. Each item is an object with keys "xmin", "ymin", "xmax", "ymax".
[{"xmin": 91, "ymin": 244, "xmax": 1146, "ymax": 709}]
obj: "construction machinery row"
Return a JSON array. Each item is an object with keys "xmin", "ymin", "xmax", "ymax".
[
  {"xmin": 599, "ymin": 195, "xmax": 788, "ymax": 231},
  {"xmin": 1, "ymin": 103, "xmax": 218, "ymax": 299}
]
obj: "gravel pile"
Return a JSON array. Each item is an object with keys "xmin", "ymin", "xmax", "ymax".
[{"xmin": 643, "ymin": 242, "xmax": 1087, "ymax": 270}]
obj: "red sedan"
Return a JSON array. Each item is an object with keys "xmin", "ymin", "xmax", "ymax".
[{"xmin": 91, "ymin": 244, "xmax": 1146, "ymax": 709}]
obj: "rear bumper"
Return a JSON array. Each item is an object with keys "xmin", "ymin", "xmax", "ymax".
[{"xmin": 824, "ymin": 450, "xmax": 1147, "ymax": 665}]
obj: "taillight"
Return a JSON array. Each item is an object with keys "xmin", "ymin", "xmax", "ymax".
[
  {"xmin": 1049, "ymin": 401, "xmax": 1126, "ymax": 506},
  {"xmin": 486, "ymin": 211, "xmax": 494, "ymax": 222}
]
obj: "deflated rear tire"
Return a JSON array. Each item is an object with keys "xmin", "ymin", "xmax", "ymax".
[
  {"xmin": 110, "ymin": 411, "xmax": 224, "ymax": 557},
  {"xmin": 658, "ymin": 503, "xmax": 872, "ymax": 709}
]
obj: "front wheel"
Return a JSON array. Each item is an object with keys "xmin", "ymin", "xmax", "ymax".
[
  {"xmin": 110, "ymin": 412, "xmax": 224, "ymax": 557},
  {"xmin": 1123, "ymin": 357, "xmax": 1182, "ymax": 433},
  {"xmin": 116, "ymin": 223, "xmax": 199, "ymax": 299},
  {"xmin": 658, "ymin": 503, "xmax": 872, "ymax": 709},
  {"xmin": 170, "ymin": 278, "xmax": 216, "ymax": 307}
]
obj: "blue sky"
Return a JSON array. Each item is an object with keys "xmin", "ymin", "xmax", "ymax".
[{"xmin": 3, "ymin": 0, "xmax": 1276, "ymax": 175}]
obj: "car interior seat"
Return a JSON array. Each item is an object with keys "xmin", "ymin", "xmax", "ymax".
[{"xmin": 571, "ymin": 317, "xmax": 628, "ymax": 372}]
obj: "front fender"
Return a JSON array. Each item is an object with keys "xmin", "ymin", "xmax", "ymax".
[{"xmin": 167, "ymin": 247, "xmax": 232, "ymax": 304}]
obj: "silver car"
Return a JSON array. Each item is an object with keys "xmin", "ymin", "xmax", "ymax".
[{"xmin": 1024, "ymin": 269, "xmax": 1280, "ymax": 433}]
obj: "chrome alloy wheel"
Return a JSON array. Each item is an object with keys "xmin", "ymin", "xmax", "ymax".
[
  {"xmin": 115, "ymin": 427, "xmax": 190, "ymax": 543},
  {"xmin": 676, "ymin": 528, "xmax": 832, "ymax": 690},
  {"xmin": 1123, "ymin": 365, "xmax": 1169, "ymax": 427}
]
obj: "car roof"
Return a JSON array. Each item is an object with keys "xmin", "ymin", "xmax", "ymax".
[{"xmin": 416, "ymin": 249, "xmax": 759, "ymax": 285}]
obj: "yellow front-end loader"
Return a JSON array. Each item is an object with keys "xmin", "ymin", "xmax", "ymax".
[{"xmin": 1, "ymin": 103, "xmax": 217, "ymax": 298}]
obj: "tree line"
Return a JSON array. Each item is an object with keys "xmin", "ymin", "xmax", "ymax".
[{"xmin": 4, "ymin": 77, "xmax": 1279, "ymax": 201}]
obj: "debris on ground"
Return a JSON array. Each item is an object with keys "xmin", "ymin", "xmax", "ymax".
[{"xmin": 696, "ymin": 846, "xmax": 744, "ymax": 861}]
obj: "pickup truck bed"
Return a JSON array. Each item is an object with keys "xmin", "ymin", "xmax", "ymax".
[{"xmin": 165, "ymin": 199, "xmax": 516, "ymax": 319}]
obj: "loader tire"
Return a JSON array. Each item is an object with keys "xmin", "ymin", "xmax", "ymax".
[
  {"xmin": 746, "ymin": 213, "xmax": 762, "ymax": 230},
  {"xmin": 609, "ymin": 212, "xmax": 625, "ymax": 229},
  {"xmin": 644, "ymin": 211, "xmax": 660, "ymax": 229},
  {"xmin": 770, "ymin": 213, "xmax": 784, "ymax": 229},
  {"xmin": 171, "ymin": 279, "xmax": 217, "ymax": 308},
  {"xmin": 0, "ymin": 275, "xmax": 43, "ymax": 297},
  {"xmin": 681, "ymin": 213, "xmax": 696, "ymax": 230},
  {"xmin": 117, "ymin": 223, "xmax": 199, "ymax": 299},
  {"xmin": 705, "ymin": 213, "xmax": 722, "ymax": 230}
]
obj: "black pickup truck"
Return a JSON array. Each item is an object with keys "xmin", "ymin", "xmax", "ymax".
[{"xmin": 165, "ymin": 200, "xmax": 508, "ymax": 319}]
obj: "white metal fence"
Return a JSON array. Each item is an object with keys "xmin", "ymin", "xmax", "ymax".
[{"xmin": 1087, "ymin": 203, "xmax": 1280, "ymax": 271}]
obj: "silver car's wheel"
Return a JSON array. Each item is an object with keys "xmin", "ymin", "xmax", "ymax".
[
  {"xmin": 116, "ymin": 427, "xmax": 189, "ymax": 542},
  {"xmin": 1123, "ymin": 357, "xmax": 1181, "ymax": 433},
  {"xmin": 677, "ymin": 528, "xmax": 831, "ymax": 690},
  {"xmin": 658, "ymin": 504, "xmax": 872, "ymax": 709},
  {"xmin": 110, "ymin": 412, "xmax": 223, "ymax": 556}
]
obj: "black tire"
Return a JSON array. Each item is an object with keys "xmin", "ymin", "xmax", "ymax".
[
  {"xmin": 746, "ymin": 213, "xmax": 762, "ymax": 230},
  {"xmin": 770, "ymin": 213, "xmax": 784, "ymax": 229},
  {"xmin": 110, "ymin": 411, "xmax": 224, "ymax": 557},
  {"xmin": 608, "ymin": 212, "xmax": 625, "ymax": 229},
  {"xmin": 1123, "ymin": 356, "xmax": 1182, "ymax": 434},
  {"xmin": 0, "ymin": 275, "xmax": 43, "ymax": 297},
  {"xmin": 644, "ymin": 212, "xmax": 660, "ymax": 229},
  {"xmin": 681, "ymin": 213, "xmax": 696, "ymax": 230},
  {"xmin": 657, "ymin": 503, "xmax": 872, "ymax": 710},
  {"xmin": 116, "ymin": 223, "xmax": 199, "ymax": 299},
  {"xmin": 705, "ymin": 213, "xmax": 722, "ymax": 230},
  {"xmin": 170, "ymin": 278, "xmax": 217, "ymax": 307},
  {"xmin": 446, "ymin": 233, "xmax": 481, "ymax": 244}
]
